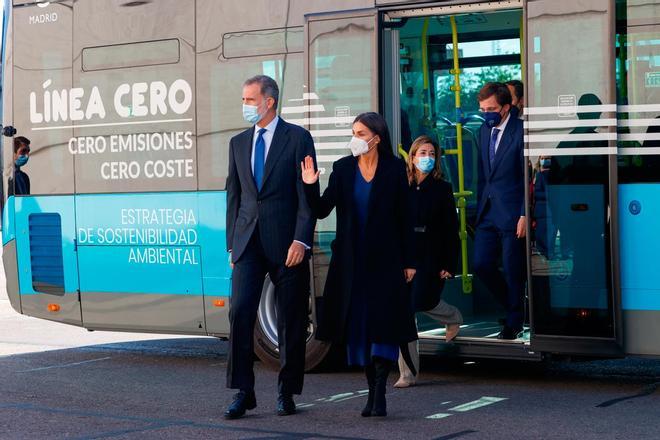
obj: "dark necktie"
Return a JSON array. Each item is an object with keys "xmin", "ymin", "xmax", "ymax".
[
  {"xmin": 489, "ymin": 128, "xmax": 500, "ymax": 168},
  {"xmin": 253, "ymin": 128, "xmax": 267, "ymax": 190}
]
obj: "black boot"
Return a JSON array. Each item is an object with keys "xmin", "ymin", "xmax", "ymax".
[
  {"xmin": 372, "ymin": 357, "xmax": 391, "ymax": 417},
  {"xmin": 361, "ymin": 364, "xmax": 375, "ymax": 417}
]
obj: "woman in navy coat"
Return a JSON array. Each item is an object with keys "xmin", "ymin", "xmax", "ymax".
[{"xmin": 301, "ymin": 112, "xmax": 417, "ymax": 417}]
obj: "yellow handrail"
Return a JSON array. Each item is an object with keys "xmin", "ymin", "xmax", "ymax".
[
  {"xmin": 421, "ymin": 18, "xmax": 432, "ymax": 125},
  {"xmin": 398, "ymin": 144, "xmax": 409, "ymax": 162},
  {"xmin": 449, "ymin": 16, "xmax": 473, "ymax": 294}
]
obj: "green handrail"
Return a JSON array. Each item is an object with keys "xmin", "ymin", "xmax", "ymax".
[{"xmin": 448, "ymin": 16, "xmax": 473, "ymax": 294}]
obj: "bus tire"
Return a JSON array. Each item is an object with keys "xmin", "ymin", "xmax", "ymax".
[{"xmin": 253, "ymin": 274, "xmax": 331, "ymax": 372}]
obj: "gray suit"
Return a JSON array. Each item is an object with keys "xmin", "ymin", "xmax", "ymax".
[{"xmin": 226, "ymin": 117, "xmax": 316, "ymax": 395}]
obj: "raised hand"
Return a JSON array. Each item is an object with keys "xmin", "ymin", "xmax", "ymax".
[{"xmin": 301, "ymin": 155, "xmax": 320, "ymax": 184}]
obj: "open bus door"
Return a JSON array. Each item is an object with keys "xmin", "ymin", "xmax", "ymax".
[
  {"xmin": 525, "ymin": 0, "xmax": 623, "ymax": 357},
  {"xmin": 303, "ymin": 8, "xmax": 379, "ymax": 321}
]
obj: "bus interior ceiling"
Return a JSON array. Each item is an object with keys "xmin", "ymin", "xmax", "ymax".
[{"xmin": 393, "ymin": 9, "xmax": 526, "ymax": 342}]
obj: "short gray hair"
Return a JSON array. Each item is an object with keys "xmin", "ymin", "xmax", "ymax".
[{"xmin": 243, "ymin": 75, "xmax": 279, "ymax": 107}]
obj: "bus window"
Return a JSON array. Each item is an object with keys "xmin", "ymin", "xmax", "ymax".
[
  {"xmin": 12, "ymin": 1, "xmax": 74, "ymax": 195},
  {"xmin": 71, "ymin": 0, "xmax": 196, "ymax": 194},
  {"xmin": 196, "ymin": 30, "xmax": 303, "ymax": 190}
]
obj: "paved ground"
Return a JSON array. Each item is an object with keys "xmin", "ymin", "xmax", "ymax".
[{"xmin": 1, "ymin": 270, "xmax": 660, "ymax": 439}]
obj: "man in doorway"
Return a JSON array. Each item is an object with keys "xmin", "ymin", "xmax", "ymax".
[
  {"xmin": 8, "ymin": 136, "xmax": 31, "ymax": 196},
  {"xmin": 225, "ymin": 75, "xmax": 317, "ymax": 419},
  {"xmin": 473, "ymin": 82, "xmax": 526, "ymax": 340},
  {"xmin": 506, "ymin": 80, "xmax": 524, "ymax": 120}
]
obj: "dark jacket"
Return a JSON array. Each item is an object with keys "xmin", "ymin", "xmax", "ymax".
[
  {"xmin": 8, "ymin": 167, "xmax": 30, "ymax": 196},
  {"xmin": 477, "ymin": 116, "xmax": 525, "ymax": 230},
  {"xmin": 226, "ymin": 118, "xmax": 316, "ymax": 263},
  {"xmin": 408, "ymin": 176, "xmax": 459, "ymax": 311},
  {"xmin": 304, "ymin": 154, "xmax": 417, "ymax": 345}
]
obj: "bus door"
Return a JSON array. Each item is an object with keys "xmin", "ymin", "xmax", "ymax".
[
  {"xmin": 7, "ymin": 1, "xmax": 82, "ymax": 326},
  {"xmin": 70, "ymin": 1, "xmax": 204, "ymax": 334},
  {"xmin": 525, "ymin": 0, "xmax": 623, "ymax": 356},
  {"xmin": 304, "ymin": 9, "xmax": 379, "ymax": 313}
]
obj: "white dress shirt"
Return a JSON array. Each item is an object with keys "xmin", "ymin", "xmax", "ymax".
[{"xmin": 490, "ymin": 112, "xmax": 511, "ymax": 154}]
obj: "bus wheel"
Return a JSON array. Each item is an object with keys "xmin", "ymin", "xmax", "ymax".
[{"xmin": 254, "ymin": 275, "xmax": 331, "ymax": 372}]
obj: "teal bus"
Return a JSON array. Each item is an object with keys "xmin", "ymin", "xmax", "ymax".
[{"xmin": 1, "ymin": 0, "xmax": 659, "ymax": 369}]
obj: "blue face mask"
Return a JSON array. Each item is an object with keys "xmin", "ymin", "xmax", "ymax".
[
  {"xmin": 483, "ymin": 111, "xmax": 503, "ymax": 128},
  {"xmin": 242, "ymin": 102, "xmax": 265, "ymax": 125},
  {"xmin": 15, "ymin": 155, "xmax": 28, "ymax": 167},
  {"xmin": 541, "ymin": 159, "xmax": 551, "ymax": 168},
  {"xmin": 415, "ymin": 156, "xmax": 435, "ymax": 174}
]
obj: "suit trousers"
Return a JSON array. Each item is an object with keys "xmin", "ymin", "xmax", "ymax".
[
  {"xmin": 227, "ymin": 226, "xmax": 310, "ymax": 395},
  {"xmin": 472, "ymin": 206, "xmax": 526, "ymax": 330}
]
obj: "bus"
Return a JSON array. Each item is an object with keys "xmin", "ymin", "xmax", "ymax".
[{"xmin": 1, "ymin": 0, "xmax": 658, "ymax": 370}]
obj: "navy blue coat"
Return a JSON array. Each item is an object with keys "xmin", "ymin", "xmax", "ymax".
[
  {"xmin": 476, "ymin": 117, "xmax": 525, "ymax": 230},
  {"xmin": 226, "ymin": 118, "xmax": 316, "ymax": 263},
  {"xmin": 304, "ymin": 154, "xmax": 418, "ymax": 345}
]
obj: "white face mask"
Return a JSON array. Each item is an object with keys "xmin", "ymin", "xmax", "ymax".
[{"xmin": 348, "ymin": 136, "xmax": 375, "ymax": 157}]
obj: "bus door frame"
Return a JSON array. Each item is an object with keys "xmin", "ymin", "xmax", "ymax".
[{"xmin": 523, "ymin": 0, "xmax": 624, "ymax": 357}]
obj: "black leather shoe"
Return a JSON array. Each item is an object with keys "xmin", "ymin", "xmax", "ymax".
[
  {"xmin": 277, "ymin": 393, "xmax": 296, "ymax": 416},
  {"xmin": 497, "ymin": 326, "xmax": 522, "ymax": 340},
  {"xmin": 224, "ymin": 390, "xmax": 256, "ymax": 420}
]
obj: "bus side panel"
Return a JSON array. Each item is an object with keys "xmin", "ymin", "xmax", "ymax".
[
  {"xmin": 3, "ymin": 240, "xmax": 22, "ymax": 314},
  {"xmin": 76, "ymin": 193, "xmax": 206, "ymax": 334},
  {"xmin": 2, "ymin": 198, "xmax": 21, "ymax": 313},
  {"xmin": 619, "ymin": 184, "xmax": 660, "ymax": 356},
  {"xmin": 14, "ymin": 195, "xmax": 82, "ymax": 326},
  {"xmin": 198, "ymin": 191, "xmax": 231, "ymax": 336}
]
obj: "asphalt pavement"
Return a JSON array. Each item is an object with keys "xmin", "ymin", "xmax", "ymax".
[{"xmin": 1, "ymin": 269, "xmax": 660, "ymax": 439}]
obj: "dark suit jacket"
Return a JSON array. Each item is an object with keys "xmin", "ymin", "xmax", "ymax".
[
  {"xmin": 304, "ymin": 154, "xmax": 417, "ymax": 345},
  {"xmin": 226, "ymin": 118, "xmax": 316, "ymax": 263},
  {"xmin": 476, "ymin": 116, "xmax": 525, "ymax": 230},
  {"xmin": 408, "ymin": 177, "xmax": 459, "ymax": 311}
]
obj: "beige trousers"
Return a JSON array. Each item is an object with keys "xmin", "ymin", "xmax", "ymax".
[{"xmin": 397, "ymin": 300, "xmax": 463, "ymax": 381}]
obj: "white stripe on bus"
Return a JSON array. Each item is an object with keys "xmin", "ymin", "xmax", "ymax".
[
  {"xmin": 525, "ymin": 119, "xmax": 617, "ymax": 129},
  {"xmin": 287, "ymin": 93, "xmax": 319, "ymax": 102},
  {"xmin": 310, "ymin": 129, "xmax": 353, "ymax": 137},
  {"xmin": 280, "ymin": 104, "xmax": 325, "ymax": 114},
  {"xmin": 314, "ymin": 142, "xmax": 349, "ymax": 150},
  {"xmin": 31, "ymin": 118, "xmax": 193, "ymax": 131},
  {"xmin": 525, "ymin": 133, "xmax": 617, "ymax": 143},
  {"xmin": 524, "ymin": 104, "xmax": 660, "ymax": 115},
  {"xmin": 618, "ymin": 148, "xmax": 660, "ymax": 155},
  {"xmin": 617, "ymin": 104, "xmax": 660, "ymax": 113},
  {"xmin": 619, "ymin": 133, "xmax": 660, "ymax": 142},
  {"xmin": 617, "ymin": 118, "xmax": 660, "ymax": 127},
  {"xmin": 523, "ymin": 147, "xmax": 618, "ymax": 156},
  {"xmin": 286, "ymin": 116, "xmax": 354, "ymax": 126},
  {"xmin": 524, "ymin": 105, "xmax": 617, "ymax": 115}
]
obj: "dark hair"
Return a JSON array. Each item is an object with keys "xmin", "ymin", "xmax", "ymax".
[
  {"xmin": 353, "ymin": 112, "xmax": 394, "ymax": 157},
  {"xmin": 14, "ymin": 136, "xmax": 30, "ymax": 153},
  {"xmin": 477, "ymin": 82, "xmax": 512, "ymax": 107},
  {"xmin": 243, "ymin": 75, "xmax": 279, "ymax": 107},
  {"xmin": 505, "ymin": 80, "xmax": 524, "ymax": 100}
]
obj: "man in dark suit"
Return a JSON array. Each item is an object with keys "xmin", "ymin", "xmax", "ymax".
[
  {"xmin": 224, "ymin": 75, "xmax": 316, "ymax": 419},
  {"xmin": 473, "ymin": 82, "xmax": 526, "ymax": 340}
]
